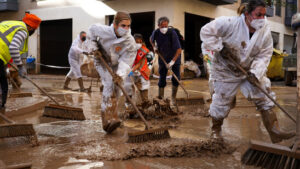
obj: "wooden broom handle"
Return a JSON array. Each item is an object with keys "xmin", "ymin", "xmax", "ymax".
[
  {"xmin": 156, "ymin": 51, "xmax": 190, "ymax": 98},
  {"xmin": 226, "ymin": 55, "xmax": 296, "ymax": 123},
  {"xmin": 8, "ymin": 63, "xmax": 60, "ymax": 105},
  {"xmin": 95, "ymin": 44, "xmax": 150, "ymax": 130}
]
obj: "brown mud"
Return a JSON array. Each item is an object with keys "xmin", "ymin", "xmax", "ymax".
[{"xmin": 0, "ymin": 76, "xmax": 297, "ymax": 168}]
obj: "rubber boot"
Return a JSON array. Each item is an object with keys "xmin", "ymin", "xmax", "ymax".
[
  {"xmin": 171, "ymin": 86, "xmax": 178, "ymax": 106},
  {"xmin": 63, "ymin": 77, "xmax": 72, "ymax": 90},
  {"xmin": 101, "ymin": 111, "xmax": 110, "ymax": 132},
  {"xmin": 260, "ymin": 109, "xmax": 295, "ymax": 143},
  {"xmin": 106, "ymin": 97, "xmax": 121, "ymax": 133},
  {"xmin": 211, "ymin": 117, "xmax": 224, "ymax": 140},
  {"xmin": 140, "ymin": 90, "xmax": 150, "ymax": 108},
  {"xmin": 158, "ymin": 87, "xmax": 164, "ymax": 99},
  {"xmin": 78, "ymin": 78, "xmax": 89, "ymax": 92}
]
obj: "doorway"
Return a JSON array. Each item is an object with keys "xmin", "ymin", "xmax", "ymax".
[{"xmin": 40, "ymin": 19, "xmax": 72, "ymax": 74}]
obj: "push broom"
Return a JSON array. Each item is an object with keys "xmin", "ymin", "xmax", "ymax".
[
  {"xmin": 8, "ymin": 63, "xmax": 85, "ymax": 121},
  {"xmin": 222, "ymin": 52, "xmax": 300, "ymax": 168},
  {"xmin": 8, "ymin": 76, "xmax": 33, "ymax": 98},
  {"xmin": 94, "ymin": 42, "xmax": 170, "ymax": 143},
  {"xmin": 0, "ymin": 112, "xmax": 37, "ymax": 142}
]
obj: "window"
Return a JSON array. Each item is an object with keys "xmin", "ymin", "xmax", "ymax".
[{"xmin": 275, "ymin": 0, "xmax": 281, "ymax": 16}]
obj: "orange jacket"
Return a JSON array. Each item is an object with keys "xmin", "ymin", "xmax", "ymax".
[{"xmin": 133, "ymin": 45, "xmax": 150, "ymax": 80}]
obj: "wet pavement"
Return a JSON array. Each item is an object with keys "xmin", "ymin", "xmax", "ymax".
[{"xmin": 0, "ymin": 75, "xmax": 297, "ymax": 169}]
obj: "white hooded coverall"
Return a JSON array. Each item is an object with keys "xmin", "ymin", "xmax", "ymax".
[
  {"xmin": 86, "ymin": 24, "xmax": 138, "ymax": 112},
  {"xmin": 200, "ymin": 14, "xmax": 275, "ymax": 120},
  {"xmin": 66, "ymin": 36, "xmax": 85, "ymax": 79}
]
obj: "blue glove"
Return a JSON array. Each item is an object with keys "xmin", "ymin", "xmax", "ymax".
[{"xmin": 128, "ymin": 71, "xmax": 134, "ymax": 77}]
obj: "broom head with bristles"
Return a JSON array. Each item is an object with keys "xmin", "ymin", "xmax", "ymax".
[
  {"xmin": 0, "ymin": 123, "xmax": 36, "ymax": 138},
  {"xmin": 43, "ymin": 104, "xmax": 85, "ymax": 120},
  {"xmin": 127, "ymin": 127, "xmax": 170, "ymax": 143},
  {"xmin": 242, "ymin": 140, "xmax": 300, "ymax": 169}
]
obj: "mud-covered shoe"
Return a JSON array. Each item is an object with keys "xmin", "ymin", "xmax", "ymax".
[
  {"xmin": 106, "ymin": 120, "xmax": 121, "ymax": 133},
  {"xmin": 210, "ymin": 118, "xmax": 224, "ymax": 140}
]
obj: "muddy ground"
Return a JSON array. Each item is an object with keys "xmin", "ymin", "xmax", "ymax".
[{"xmin": 0, "ymin": 75, "xmax": 297, "ymax": 169}]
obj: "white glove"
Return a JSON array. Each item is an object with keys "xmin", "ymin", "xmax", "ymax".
[
  {"xmin": 167, "ymin": 60, "xmax": 175, "ymax": 69},
  {"xmin": 18, "ymin": 65, "xmax": 27, "ymax": 78},
  {"xmin": 6, "ymin": 68, "xmax": 10, "ymax": 77}
]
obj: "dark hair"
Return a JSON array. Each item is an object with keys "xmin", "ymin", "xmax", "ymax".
[
  {"xmin": 157, "ymin": 16, "xmax": 169, "ymax": 26},
  {"xmin": 134, "ymin": 33, "xmax": 143, "ymax": 41},
  {"xmin": 80, "ymin": 31, "xmax": 86, "ymax": 36},
  {"xmin": 237, "ymin": 0, "xmax": 266, "ymax": 15}
]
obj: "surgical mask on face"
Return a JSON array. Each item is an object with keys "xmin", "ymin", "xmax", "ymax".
[
  {"xmin": 28, "ymin": 30, "xmax": 35, "ymax": 36},
  {"xmin": 117, "ymin": 27, "xmax": 129, "ymax": 37},
  {"xmin": 160, "ymin": 28, "xmax": 168, "ymax": 34},
  {"xmin": 250, "ymin": 18, "xmax": 266, "ymax": 30},
  {"xmin": 81, "ymin": 36, "xmax": 86, "ymax": 41}
]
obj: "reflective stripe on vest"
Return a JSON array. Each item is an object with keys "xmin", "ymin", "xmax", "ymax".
[{"xmin": 0, "ymin": 21, "xmax": 29, "ymax": 64}]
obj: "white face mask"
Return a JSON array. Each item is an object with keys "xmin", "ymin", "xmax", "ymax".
[
  {"xmin": 160, "ymin": 28, "xmax": 168, "ymax": 34},
  {"xmin": 117, "ymin": 27, "xmax": 129, "ymax": 37},
  {"xmin": 250, "ymin": 18, "xmax": 265, "ymax": 30}
]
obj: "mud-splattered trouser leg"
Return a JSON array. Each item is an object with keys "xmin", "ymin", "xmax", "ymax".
[
  {"xmin": 209, "ymin": 81, "xmax": 240, "ymax": 120},
  {"xmin": 0, "ymin": 60, "xmax": 8, "ymax": 107},
  {"xmin": 209, "ymin": 78, "xmax": 275, "ymax": 120},
  {"xmin": 95, "ymin": 64, "xmax": 117, "ymax": 112},
  {"xmin": 239, "ymin": 77, "xmax": 275, "ymax": 111}
]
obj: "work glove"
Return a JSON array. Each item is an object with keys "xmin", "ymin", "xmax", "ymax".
[
  {"xmin": 6, "ymin": 68, "xmax": 10, "ymax": 77},
  {"xmin": 18, "ymin": 65, "xmax": 27, "ymax": 78},
  {"xmin": 220, "ymin": 45, "xmax": 232, "ymax": 60},
  {"xmin": 128, "ymin": 71, "xmax": 134, "ymax": 77},
  {"xmin": 82, "ymin": 51, "xmax": 89, "ymax": 55},
  {"xmin": 203, "ymin": 54, "xmax": 211, "ymax": 65},
  {"xmin": 247, "ymin": 72, "xmax": 259, "ymax": 85},
  {"xmin": 167, "ymin": 60, "xmax": 175, "ymax": 69}
]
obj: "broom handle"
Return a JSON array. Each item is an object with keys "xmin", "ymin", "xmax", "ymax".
[
  {"xmin": 226, "ymin": 55, "xmax": 296, "ymax": 123},
  {"xmin": 95, "ymin": 45, "xmax": 150, "ymax": 130},
  {"xmin": 0, "ymin": 113, "xmax": 14, "ymax": 124},
  {"xmin": 156, "ymin": 51, "xmax": 190, "ymax": 98},
  {"xmin": 8, "ymin": 63, "xmax": 60, "ymax": 105},
  {"xmin": 8, "ymin": 76, "xmax": 21, "ymax": 92}
]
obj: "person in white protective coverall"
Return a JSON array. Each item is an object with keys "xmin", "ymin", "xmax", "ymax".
[
  {"xmin": 86, "ymin": 12, "xmax": 139, "ymax": 133},
  {"xmin": 200, "ymin": 0, "xmax": 295, "ymax": 143},
  {"xmin": 63, "ymin": 31, "xmax": 89, "ymax": 92}
]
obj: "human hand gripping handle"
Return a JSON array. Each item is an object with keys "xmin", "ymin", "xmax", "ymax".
[
  {"xmin": 224, "ymin": 52, "xmax": 296, "ymax": 123},
  {"xmin": 167, "ymin": 60, "xmax": 175, "ymax": 69}
]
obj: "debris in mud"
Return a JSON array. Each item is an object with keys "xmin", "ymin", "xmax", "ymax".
[
  {"xmin": 75, "ymin": 138, "xmax": 237, "ymax": 161},
  {"xmin": 123, "ymin": 98, "xmax": 180, "ymax": 120}
]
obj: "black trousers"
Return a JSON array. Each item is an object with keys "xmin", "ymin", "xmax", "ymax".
[{"xmin": 0, "ymin": 59, "xmax": 8, "ymax": 107}]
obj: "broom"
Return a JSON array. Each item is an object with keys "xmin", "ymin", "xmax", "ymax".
[
  {"xmin": 222, "ymin": 53, "xmax": 300, "ymax": 168},
  {"xmin": 8, "ymin": 76, "xmax": 33, "ymax": 98},
  {"xmin": 94, "ymin": 41, "xmax": 170, "ymax": 143},
  {"xmin": 0, "ymin": 113, "xmax": 36, "ymax": 139},
  {"xmin": 8, "ymin": 63, "xmax": 85, "ymax": 121}
]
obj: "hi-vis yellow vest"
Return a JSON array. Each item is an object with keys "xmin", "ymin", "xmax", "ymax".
[{"xmin": 0, "ymin": 21, "xmax": 29, "ymax": 65}]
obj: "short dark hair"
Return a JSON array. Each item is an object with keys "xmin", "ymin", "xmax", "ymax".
[
  {"xmin": 134, "ymin": 33, "xmax": 143, "ymax": 40},
  {"xmin": 80, "ymin": 31, "xmax": 86, "ymax": 36},
  {"xmin": 158, "ymin": 16, "xmax": 169, "ymax": 26}
]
